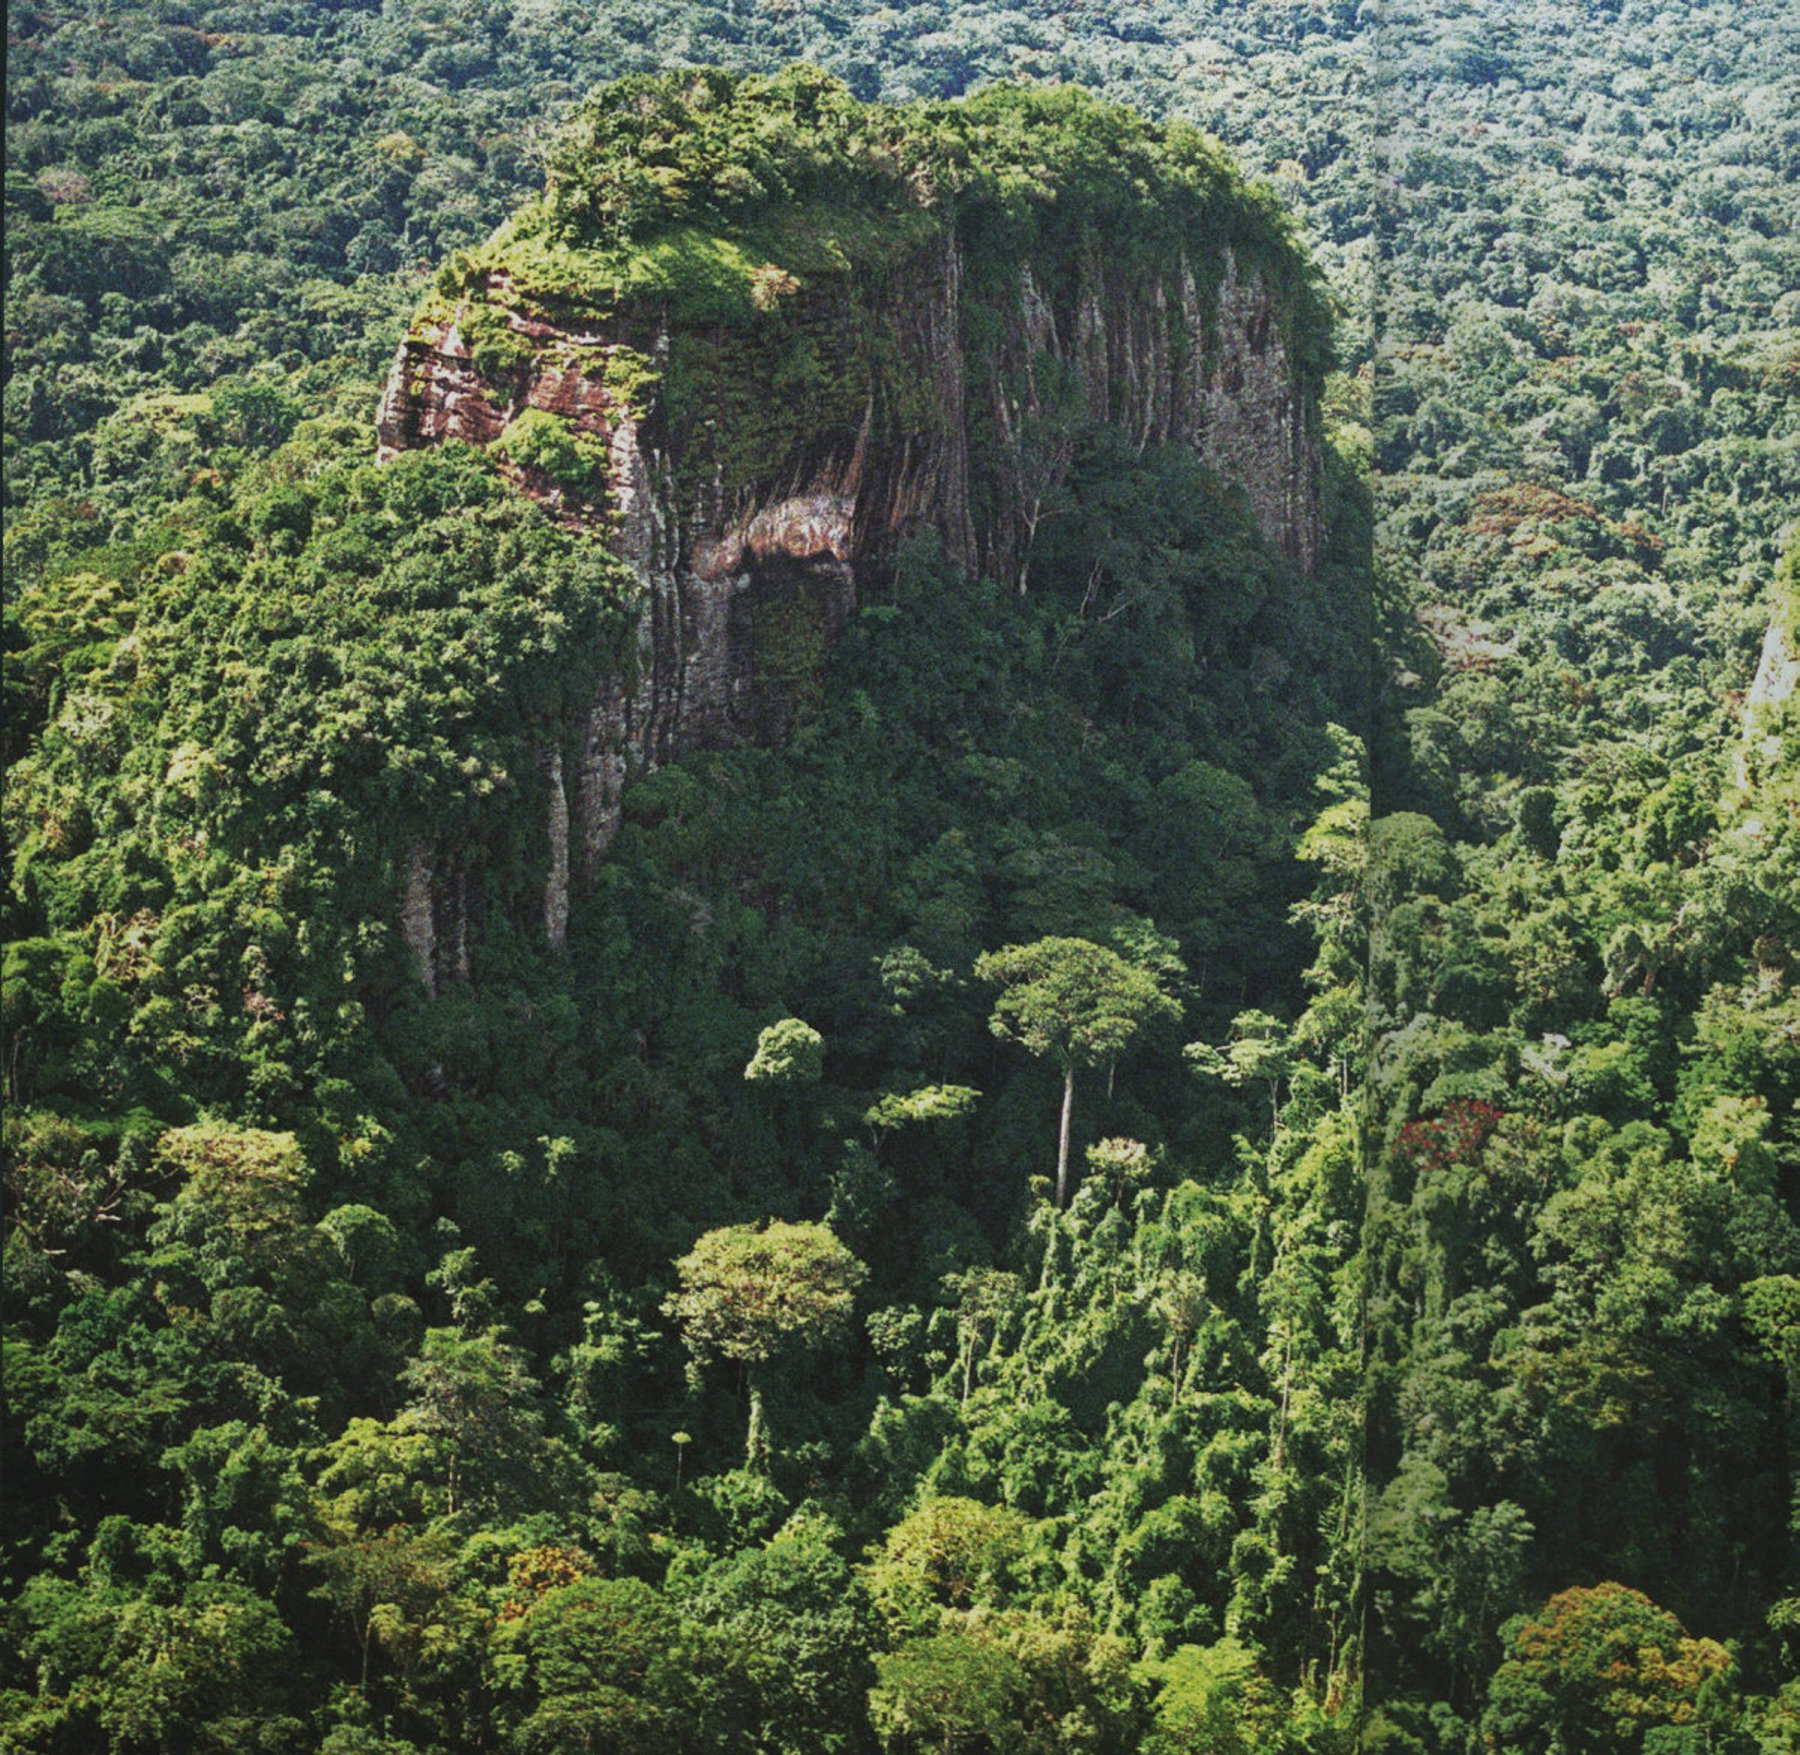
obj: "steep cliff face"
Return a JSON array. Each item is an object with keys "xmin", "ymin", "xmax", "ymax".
[
  {"xmin": 375, "ymin": 71, "xmax": 1332, "ymax": 974},
  {"xmin": 1735, "ymin": 611, "xmax": 1799, "ymax": 795}
]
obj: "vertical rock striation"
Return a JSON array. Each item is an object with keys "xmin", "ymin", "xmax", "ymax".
[{"xmin": 373, "ymin": 73, "xmax": 1331, "ymax": 971}]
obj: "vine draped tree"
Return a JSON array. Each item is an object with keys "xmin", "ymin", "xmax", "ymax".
[
  {"xmin": 975, "ymin": 937, "xmax": 1180, "ymax": 1207},
  {"xmin": 663, "ymin": 1220, "xmax": 866, "ymax": 1458}
]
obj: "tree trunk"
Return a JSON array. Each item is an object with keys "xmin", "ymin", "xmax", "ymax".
[
  {"xmin": 1273, "ymin": 1324, "xmax": 1294, "ymax": 1473},
  {"xmin": 745, "ymin": 1382, "xmax": 770, "ymax": 1471},
  {"xmin": 1056, "ymin": 1064, "xmax": 1076, "ymax": 1207}
]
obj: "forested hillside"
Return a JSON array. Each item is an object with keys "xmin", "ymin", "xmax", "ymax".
[
  {"xmin": 4, "ymin": 2, "xmax": 1796, "ymax": 1753},
  {"xmin": 1354, "ymin": 8, "xmax": 1799, "ymax": 1750}
]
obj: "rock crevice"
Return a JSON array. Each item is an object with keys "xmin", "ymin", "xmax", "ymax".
[{"xmin": 377, "ymin": 178, "xmax": 1325, "ymax": 974}]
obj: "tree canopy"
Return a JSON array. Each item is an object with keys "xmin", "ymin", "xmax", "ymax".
[{"xmin": 977, "ymin": 936, "xmax": 1180, "ymax": 1204}]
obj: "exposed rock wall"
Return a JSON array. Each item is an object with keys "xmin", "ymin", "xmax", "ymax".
[
  {"xmin": 399, "ymin": 844, "xmax": 436, "ymax": 996},
  {"xmin": 1200, "ymin": 259, "xmax": 1322, "ymax": 577},
  {"xmin": 1736, "ymin": 614, "xmax": 1800, "ymax": 791},
  {"xmin": 400, "ymin": 842, "xmax": 472, "ymax": 994},
  {"xmin": 1747, "ymin": 616, "xmax": 1800, "ymax": 723},
  {"xmin": 543, "ymin": 750, "xmax": 570, "ymax": 949},
  {"xmin": 377, "ymin": 219, "xmax": 1324, "ymax": 972}
]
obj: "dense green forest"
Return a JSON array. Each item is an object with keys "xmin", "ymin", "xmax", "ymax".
[{"xmin": 3, "ymin": 2, "xmax": 1796, "ymax": 1752}]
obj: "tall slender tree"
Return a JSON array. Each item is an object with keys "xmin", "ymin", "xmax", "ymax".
[{"xmin": 976, "ymin": 937, "xmax": 1179, "ymax": 1206}]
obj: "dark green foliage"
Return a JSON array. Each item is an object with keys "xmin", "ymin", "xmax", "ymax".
[
  {"xmin": 8, "ymin": 1546, "xmax": 305, "ymax": 1753},
  {"xmin": 5, "ymin": 0, "xmax": 1797, "ymax": 1750},
  {"xmin": 5, "ymin": 64, "xmax": 1370, "ymax": 1729},
  {"xmin": 499, "ymin": 1574, "xmax": 726, "ymax": 1753},
  {"xmin": 687, "ymin": 1513, "xmax": 881, "ymax": 1754},
  {"xmin": 4, "ymin": 359, "xmax": 1363, "ymax": 1755}
]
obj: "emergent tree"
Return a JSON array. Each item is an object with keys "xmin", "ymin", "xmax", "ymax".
[{"xmin": 975, "ymin": 937, "xmax": 1179, "ymax": 1207}]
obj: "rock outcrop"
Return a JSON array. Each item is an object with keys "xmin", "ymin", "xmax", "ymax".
[
  {"xmin": 1735, "ymin": 613, "xmax": 1800, "ymax": 793},
  {"xmin": 374, "ymin": 72, "xmax": 1331, "ymax": 978}
]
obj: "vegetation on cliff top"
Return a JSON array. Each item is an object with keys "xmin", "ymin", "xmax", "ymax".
[{"xmin": 437, "ymin": 67, "xmax": 1331, "ymax": 388}]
